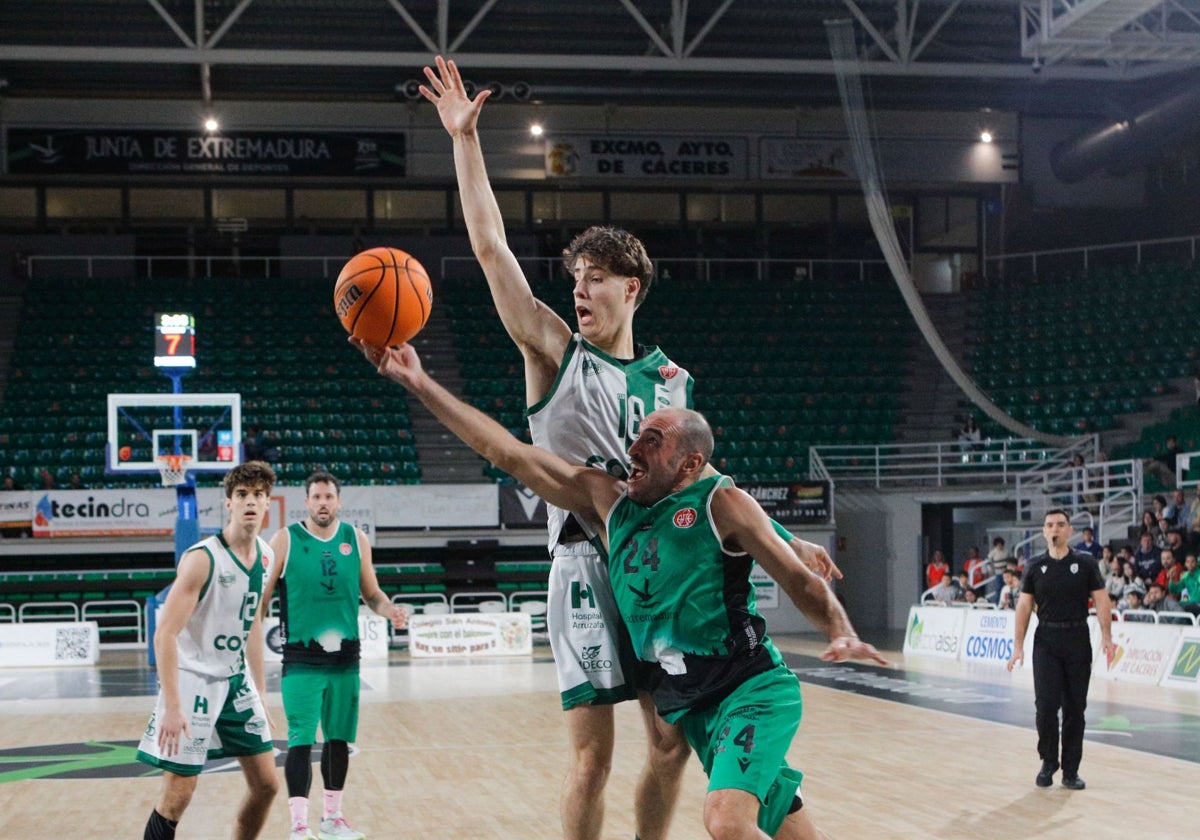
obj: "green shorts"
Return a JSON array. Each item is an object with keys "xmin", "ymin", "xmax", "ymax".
[
  {"xmin": 680, "ymin": 664, "xmax": 804, "ymax": 836},
  {"xmin": 281, "ymin": 662, "xmax": 360, "ymax": 747}
]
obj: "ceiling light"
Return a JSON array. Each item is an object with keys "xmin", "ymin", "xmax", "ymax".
[
  {"xmin": 530, "ymin": 123, "xmax": 544, "ymax": 137},
  {"xmin": 980, "ymin": 130, "xmax": 993, "ymax": 143},
  {"xmin": 204, "ymin": 117, "xmax": 219, "ymax": 133}
]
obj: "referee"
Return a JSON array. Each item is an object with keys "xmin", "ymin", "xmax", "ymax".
[{"xmin": 1007, "ymin": 508, "xmax": 1115, "ymax": 790}]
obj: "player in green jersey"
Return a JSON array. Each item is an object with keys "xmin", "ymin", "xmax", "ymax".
[
  {"xmin": 262, "ymin": 471, "xmax": 407, "ymax": 840},
  {"xmin": 356, "ymin": 341, "xmax": 886, "ymax": 839},
  {"xmin": 419, "ymin": 54, "xmax": 841, "ymax": 840}
]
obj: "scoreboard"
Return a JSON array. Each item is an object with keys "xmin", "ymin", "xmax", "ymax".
[{"xmin": 153, "ymin": 312, "xmax": 196, "ymax": 368}]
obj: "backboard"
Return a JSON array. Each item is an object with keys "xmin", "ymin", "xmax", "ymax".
[{"xmin": 106, "ymin": 392, "xmax": 242, "ymax": 474}]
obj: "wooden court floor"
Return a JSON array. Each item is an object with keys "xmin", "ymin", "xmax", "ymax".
[{"xmin": 1, "ymin": 635, "xmax": 1198, "ymax": 839}]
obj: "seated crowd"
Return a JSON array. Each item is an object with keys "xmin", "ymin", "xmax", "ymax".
[{"xmin": 923, "ymin": 496, "xmax": 1200, "ymax": 617}]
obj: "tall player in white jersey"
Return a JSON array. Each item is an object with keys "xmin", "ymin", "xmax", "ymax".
[
  {"xmin": 418, "ymin": 56, "xmax": 840, "ymax": 840},
  {"xmin": 137, "ymin": 461, "xmax": 279, "ymax": 840}
]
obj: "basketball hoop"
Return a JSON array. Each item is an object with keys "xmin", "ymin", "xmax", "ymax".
[{"xmin": 156, "ymin": 454, "xmax": 192, "ymax": 487}]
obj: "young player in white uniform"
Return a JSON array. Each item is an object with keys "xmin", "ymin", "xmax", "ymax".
[
  {"xmin": 529, "ymin": 334, "xmax": 694, "ymax": 708},
  {"xmin": 137, "ymin": 461, "xmax": 279, "ymax": 840},
  {"xmin": 411, "ymin": 55, "xmax": 843, "ymax": 840}
]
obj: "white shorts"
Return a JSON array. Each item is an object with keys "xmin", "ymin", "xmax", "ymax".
[
  {"xmin": 136, "ymin": 669, "xmax": 272, "ymax": 776},
  {"xmin": 547, "ymin": 544, "xmax": 638, "ymax": 710}
]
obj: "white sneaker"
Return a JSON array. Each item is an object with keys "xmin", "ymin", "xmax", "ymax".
[
  {"xmin": 318, "ymin": 812, "xmax": 365, "ymax": 840},
  {"xmin": 289, "ymin": 822, "xmax": 316, "ymax": 840}
]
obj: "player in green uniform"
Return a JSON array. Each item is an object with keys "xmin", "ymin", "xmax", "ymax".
[
  {"xmin": 262, "ymin": 471, "xmax": 408, "ymax": 840},
  {"xmin": 356, "ymin": 341, "xmax": 887, "ymax": 839},
  {"xmin": 419, "ymin": 54, "xmax": 841, "ymax": 840}
]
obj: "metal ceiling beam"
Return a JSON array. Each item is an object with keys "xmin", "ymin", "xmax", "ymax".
[
  {"xmin": 0, "ymin": 44, "xmax": 1166, "ymax": 81},
  {"xmin": 1022, "ymin": 0, "xmax": 1200, "ymax": 60},
  {"xmin": 144, "ymin": 0, "xmax": 195, "ymax": 49}
]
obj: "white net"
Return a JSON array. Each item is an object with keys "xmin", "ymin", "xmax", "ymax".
[{"xmin": 156, "ymin": 454, "xmax": 192, "ymax": 487}]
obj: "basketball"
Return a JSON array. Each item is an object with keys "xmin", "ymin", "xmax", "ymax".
[
  {"xmin": 118, "ymin": 445, "xmax": 132, "ymax": 461},
  {"xmin": 333, "ymin": 246, "xmax": 433, "ymax": 347}
]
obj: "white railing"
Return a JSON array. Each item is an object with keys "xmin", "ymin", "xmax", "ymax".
[
  {"xmin": 25, "ymin": 254, "xmax": 354, "ymax": 280},
  {"xmin": 1014, "ymin": 458, "xmax": 1143, "ymax": 546},
  {"xmin": 983, "ymin": 232, "xmax": 1200, "ymax": 278},
  {"xmin": 440, "ymin": 255, "xmax": 891, "ymax": 285},
  {"xmin": 24, "ymin": 253, "xmax": 893, "ymax": 284},
  {"xmin": 809, "ymin": 436, "xmax": 1096, "ymax": 488}
]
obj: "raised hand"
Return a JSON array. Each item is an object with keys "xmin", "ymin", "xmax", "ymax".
[{"xmin": 420, "ymin": 55, "xmax": 491, "ymax": 138}]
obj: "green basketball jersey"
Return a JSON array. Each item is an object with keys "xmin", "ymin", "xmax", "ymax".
[
  {"xmin": 605, "ymin": 474, "xmax": 782, "ymax": 721},
  {"xmin": 278, "ymin": 521, "xmax": 363, "ymax": 666}
]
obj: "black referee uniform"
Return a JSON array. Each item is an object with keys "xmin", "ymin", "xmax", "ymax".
[{"xmin": 1020, "ymin": 548, "xmax": 1105, "ymax": 783}]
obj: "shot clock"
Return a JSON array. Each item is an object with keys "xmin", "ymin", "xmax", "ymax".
[{"xmin": 153, "ymin": 312, "xmax": 196, "ymax": 368}]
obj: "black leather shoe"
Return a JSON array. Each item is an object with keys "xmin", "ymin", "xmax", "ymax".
[
  {"xmin": 1036, "ymin": 764, "xmax": 1057, "ymax": 788},
  {"xmin": 1061, "ymin": 774, "xmax": 1086, "ymax": 790}
]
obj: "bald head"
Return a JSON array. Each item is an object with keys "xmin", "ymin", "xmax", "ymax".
[{"xmin": 661, "ymin": 407, "xmax": 714, "ymax": 465}]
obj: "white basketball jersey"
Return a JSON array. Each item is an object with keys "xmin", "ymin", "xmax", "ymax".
[
  {"xmin": 527, "ymin": 334, "xmax": 693, "ymax": 552},
  {"xmin": 175, "ymin": 533, "xmax": 271, "ymax": 679}
]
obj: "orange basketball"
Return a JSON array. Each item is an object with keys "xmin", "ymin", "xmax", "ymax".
[{"xmin": 333, "ymin": 247, "xmax": 433, "ymax": 347}]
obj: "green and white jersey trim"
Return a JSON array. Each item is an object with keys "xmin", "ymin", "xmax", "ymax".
[
  {"xmin": 527, "ymin": 333, "xmax": 693, "ymax": 552},
  {"xmin": 175, "ymin": 533, "xmax": 269, "ymax": 679}
]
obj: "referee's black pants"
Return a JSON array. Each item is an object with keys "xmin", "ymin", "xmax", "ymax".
[{"xmin": 1032, "ymin": 624, "xmax": 1093, "ymax": 775}]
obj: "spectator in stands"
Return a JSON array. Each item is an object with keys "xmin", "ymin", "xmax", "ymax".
[
  {"xmin": 1156, "ymin": 549, "xmax": 1182, "ymax": 593},
  {"xmin": 984, "ymin": 537, "xmax": 1009, "ymax": 602},
  {"xmin": 1099, "ymin": 544, "xmax": 1114, "ymax": 575},
  {"xmin": 1143, "ymin": 581, "xmax": 1181, "ymax": 614},
  {"xmin": 1104, "ymin": 555, "xmax": 1126, "ymax": 602},
  {"xmin": 929, "ymin": 574, "xmax": 958, "ymax": 605},
  {"xmin": 37, "ymin": 468, "xmax": 55, "ymax": 490},
  {"xmin": 1184, "ymin": 486, "xmax": 1200, "ymax": 552},
  {"xmin": 957, "ymin": 415, "xmax": 981, "ymax": 457},
  {"xmin": 1073, "ymin": 527, "xmax": 1102, "ymax": 560},
  {"xmin": 998, "ymin": 568, "xmax": 1022, "ymax": 610},
  {"xmin": 1165, "ymin": 488, "xmax": 1188, "ymax": 528},
  {"xmin": 1012, "ymin": 547, "xmax": 1026, "ymax": 572},
  {"xmin": 1178, "ymin": 554, "xmax": 1200, "ymax": 616},
  {"xmin": 925, "ymin": 549, "xmax": 950, "ymax": 590},
  {"xmin": 1118, "ymin": 581, "xmax": 1146, "ymax": 612},
  {"xmin": 1133, "ymin": 533, "xmax": 1163, "ymax": 584},
  {"xmin": 963, "ymin": 545, "xmax": 989, "ymax": 591},
  {"xmin": 951, "ymin": 571, "xmax": 970, "ymax": 602},
  {"xmin": 1, "ymin": 475, "xmax": 21, "ymax": 491},
  {"xmin": 68, "ymin": 472, "xmax": 84, "ymax": 490},
  {"xmin": 963, "ymin": 587, "xmax": 984, "ymax": 605},
  {"xmin": 1165, "ymin": 528, "xmax": 1187, "ymax": 566},
  {"xmin": 1138, "ymin": 510, "xmax": 1165, "ymax": 549},
  {"xmin": 1144, "ymin": 436, "xmax": 1182, "ymax": 487},
  {"xmin": 243, "ymin": 425, "xmax": 265, "ymax": 461}
]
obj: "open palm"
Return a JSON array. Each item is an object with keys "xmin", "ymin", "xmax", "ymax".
[{"xmin": 420, "ymin": 55, "xmax": 491, "ymax": 138}]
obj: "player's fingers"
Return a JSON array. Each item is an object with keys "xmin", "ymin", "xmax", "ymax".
[
  {"xmin": 447, "ymin": 58, "xmax": 462, "ymax": 87},
  {"xmin": 827, "ymin": 558, "xmax": 844, "ymax": 580},
  {"xmin": 423, "ymin": 65, "xmax": 445, "ymax": 94},
  {"xmin": 417, "ymin": 84, "xmax": 437, "ymax": 104}
]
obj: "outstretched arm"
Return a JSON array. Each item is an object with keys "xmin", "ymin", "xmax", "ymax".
[
  {"xmin": 710, "ymin": 486, "xmax": 887, "ymax": 666},
  {"xmin": 354, "ymin": 337, "xmax": 619, "ymax": 529},
  {"xmin": 420, "ymin": 56, "xmax": 570, "ymax": 382},
  {"xmin": 700, "ymin": 463, "xmax": 841, "ymax": 581}
]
